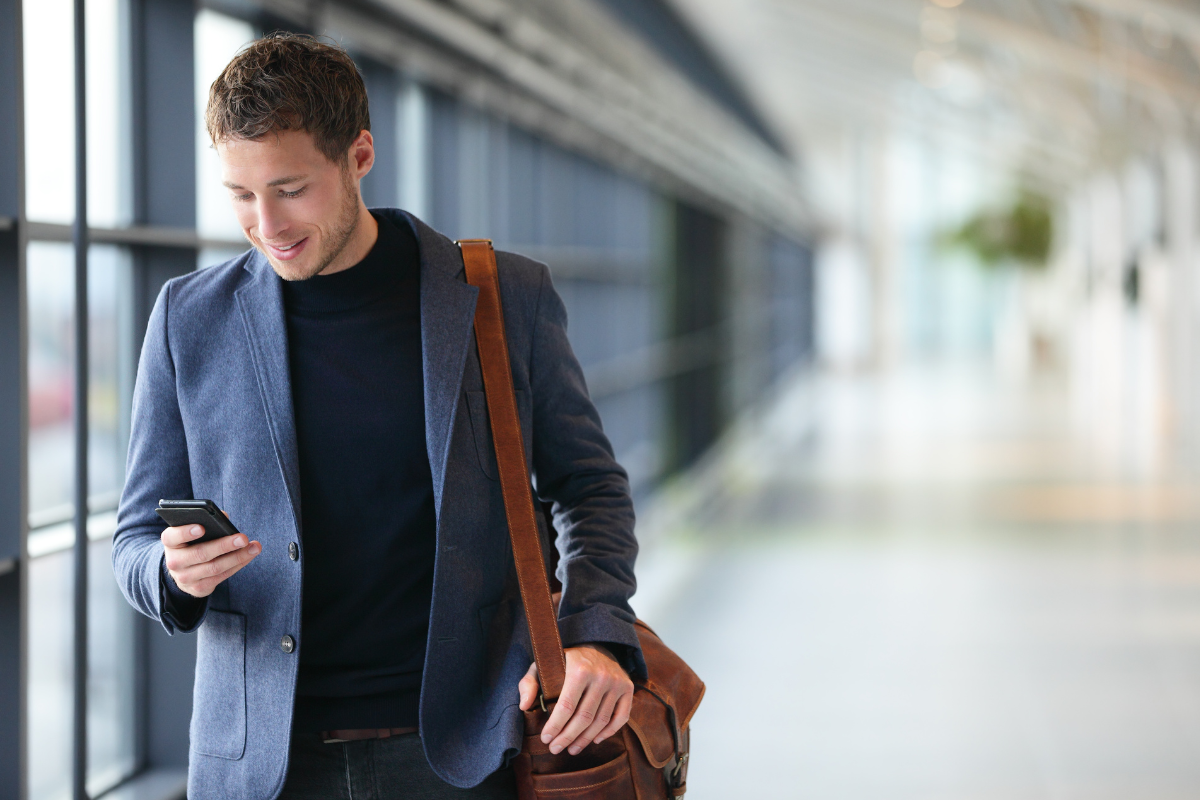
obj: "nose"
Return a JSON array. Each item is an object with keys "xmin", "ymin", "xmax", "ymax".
[{"xmin": 257, "ymin": 199, "xmax": 289, "ymax": 242}]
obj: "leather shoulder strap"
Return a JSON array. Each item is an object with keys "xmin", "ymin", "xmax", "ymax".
[{"xmin": 459, "ymin": 239, "xmax": 567, "ymax": 701}]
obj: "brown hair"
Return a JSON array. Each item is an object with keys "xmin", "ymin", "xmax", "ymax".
[{"xmin": 205, "ymin": 32, "xmax": 370, "ymax": 164}]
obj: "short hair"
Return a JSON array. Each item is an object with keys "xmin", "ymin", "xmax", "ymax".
[{"xmin": 205, "ymin": 32, "xmax": 370, "ymax": 164}]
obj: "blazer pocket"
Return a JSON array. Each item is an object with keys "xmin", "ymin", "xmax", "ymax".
[
  {"xmin": 190, "ymin": 609, "xmax": 247, "ymax": 760},
  {"xmin": 466, "ymin": 390, "xmax": 528, "ymax": 481}
]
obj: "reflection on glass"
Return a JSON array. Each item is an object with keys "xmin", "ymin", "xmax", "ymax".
[
  {"xmin": 28, "ymin": 243, "xmax": 75, "ymax": 524},
  {"xmin": 24, "ymin": 0, "xmax": 75, "ymax": 223},
  {"xmin": 89, "ymin": 247, "xmax": 134, "ymax": 508},
  {"xmin": 87, "ymin": 0, "xmax": 133, "ymax": 228},
  {"xmin": 27, "ymin": 549, "xmax": 73, "ymax": 800},
  {"xmin": 24, "ymin": 0, "xmax": 130, "ymax": 225},
  {"xmin": 88, "ymin": 534, "xmax": 137, "ymax": 796},
  {"xmin": 28, "ymin": 245, "xmax": 134, "ymax": 525},
  {"xmin": 196, "ymin": 9, "xmax": 256, "ymax": 239}
]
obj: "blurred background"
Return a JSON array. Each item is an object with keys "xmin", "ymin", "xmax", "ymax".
[{"xmin": 3, "ymin": 0, "xmax": 1200, "ymax": 798}]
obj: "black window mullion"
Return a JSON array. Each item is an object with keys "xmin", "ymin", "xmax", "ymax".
[{"xmin": 72, "ymin": 0, "xmax": 91, "ymax": 797}]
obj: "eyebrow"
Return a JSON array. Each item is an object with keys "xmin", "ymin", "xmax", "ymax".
[{"xmin": 222, "ymin": 175, "xmax": 307, "ymax": 190}]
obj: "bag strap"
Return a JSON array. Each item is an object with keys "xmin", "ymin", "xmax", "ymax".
[{"xmin": 459, "ymin": 239, "xmax": 567, "ymax": 703}]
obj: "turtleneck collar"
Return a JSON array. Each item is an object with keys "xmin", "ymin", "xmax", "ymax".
[{"xmin": 280, "ymin": 212, "xmax": 417, "ymax": 315}]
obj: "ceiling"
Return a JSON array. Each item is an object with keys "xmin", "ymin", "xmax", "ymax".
[{"xmin": 668, "ymin": 0, "xmax": 1200, "ymax": 190}]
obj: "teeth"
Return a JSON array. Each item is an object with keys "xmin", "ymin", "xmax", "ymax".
[{"xmin": 276, "ymin": 242, "xmax": 298, "ymax": 251}]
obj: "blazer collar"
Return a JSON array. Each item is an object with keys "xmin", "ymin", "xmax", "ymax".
[
  {"xmin": 234, "ymin": 210, "xmax": 479, "ymax": 530},
  {"xmin": 234, "ymin": 249, "xmax": 303, "ymax": 536}
]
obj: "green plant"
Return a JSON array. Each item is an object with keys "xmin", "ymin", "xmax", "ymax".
[{"xmin": 946, "ymin": 191, "xmax": 1053, "ymax": 268}]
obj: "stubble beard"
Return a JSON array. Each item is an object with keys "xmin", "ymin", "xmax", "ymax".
[{"xmin": 269, "ymin": 168, "xmax": 362, "ymax": 282}]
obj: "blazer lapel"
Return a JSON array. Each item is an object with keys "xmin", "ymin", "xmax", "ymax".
[
  {"xmin": 234, "ymin": 251, "xmax": 302, "ymax": 534},
  {"xmin": 402, "ymin": 212, "xmax": 479, "ymax": 518}
]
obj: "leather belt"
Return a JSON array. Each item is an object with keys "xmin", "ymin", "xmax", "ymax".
[{"xmin": 321, "ymin": 726, "xmax": 417, "ymax": 744}]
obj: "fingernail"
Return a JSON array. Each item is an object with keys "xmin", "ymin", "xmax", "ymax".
[
  {"xmin": 568, "ymin": 746, "xmax": 580, "ymax": 755},
  {"xmin": 190, "ymin": 525, "xmax": 203, "ymax": 538},
  {"xmin": 541, "ymin": 734, "xmax": 551, "ymax": 744},
  {"xmin": 234, "ymin": 535, "xmax": 247, "ymax": 547},
  {"xmin": 549, "ymin": 744, "xmax": 561, "ymax": 754},
  {"xmin": 249, "ymin": 542, "xmax": 261, "ymax": 554}
]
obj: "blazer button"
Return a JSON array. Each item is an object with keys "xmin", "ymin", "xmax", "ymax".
[
  {"xmin": 281, "ymin": 635, "xmax": 295, "ymax": 654},
  {"xmin": 288, "ymin": 542, "xmax": 299, "ymax": 561}
]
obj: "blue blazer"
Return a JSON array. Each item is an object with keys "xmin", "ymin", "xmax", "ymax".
[{"xmin": 112, "ymin": 210, "xmax": 641, "ymax": 798}]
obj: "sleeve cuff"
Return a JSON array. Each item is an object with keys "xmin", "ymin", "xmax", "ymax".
[
  {"xmin": 558, "ymin": 605, "xmax": 647, "ymax": 681},
  {"xmin": 159, "ymin": 556, "xmax": 208, "ymax": 633}
]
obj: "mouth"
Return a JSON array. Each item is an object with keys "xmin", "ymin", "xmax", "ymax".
[{"xmin": 264, "ymin": 237, "xmax": 309, "ymax": 261}]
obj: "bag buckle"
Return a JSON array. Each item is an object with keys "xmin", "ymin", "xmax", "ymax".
[{"xmin": 670, "ymin": 752, "xmax": 689, "ymax": 786}]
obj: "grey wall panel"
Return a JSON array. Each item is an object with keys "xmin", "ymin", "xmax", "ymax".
[
  {"xmin": 134, "ymin": 0, "xmax": 195, "ymax": 228},
  {"xmin": 360, "ymin": 59, "xmax": 400, "ymax": 209},
  {"xmin": 0, "ymin": 231, "xmax": 18, "ymax": 564},
  {"xmin": 0, "ymin": 570, "xmax": 18, "ymax": 800},
  {"xmin": 144, "ymin": 622, "xmax": 195, "ymax": 767},
  {"xmin": 668, "ymin": 201, "xmax": 727, "ymax": 471},
  {"xmin": 429, "ymin": 91, "xmax": 460, "ymax": 236},
  {"xmin": 0, "ymin": 0, "xmax": 18, "ymax": 220}
]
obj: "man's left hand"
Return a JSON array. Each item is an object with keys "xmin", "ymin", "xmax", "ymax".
[{"xmin": 518, "ymin": 644, "xmax": 634, "ymax": 755}]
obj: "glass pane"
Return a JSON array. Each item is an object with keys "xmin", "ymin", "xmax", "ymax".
[
  {"xmin": 89, "ymin": 246, "xmax": 133, "ymax": 509},
  {"xmin": 24, "ymin": 0, "xmax": 76, "ymax": 224},
  {"xmin": 87, "ymin": 533, "xmax": 137, "ymax": 796},
  {"xmin": 87, "ymin": 0, "xmax": 133, "ymax": 228},
  {"xmin": 195, "ymin": 9, "xmax": 256, "ymax": 240},
  {"xmin": 27, "ymin": 549, "xmax": 74, "ymax": 800},
  {"xmin": 28, "ymin": 243, "xmax": 75, "ymax": 526}
]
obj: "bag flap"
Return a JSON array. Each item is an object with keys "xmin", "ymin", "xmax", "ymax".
[
  {"xmin": 627, "ymin": 689, "xmax": 676, "ymax": 768},
  {"xmin": 635, "ymin": 619, "xmax": 705, "ymax": 730},
  {"xmin": 625, "ymin": 619, "xmax": 706, "ymax": 768}
]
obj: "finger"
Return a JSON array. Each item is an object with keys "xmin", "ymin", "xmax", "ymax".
[
  {"xmin": 160, "ymin": 524, "xmax": 206, "ymax": 549},
  {"xmin": 185, "ymin": 548, "xmax": 261, "ymax": 597},
  {"xmin": 164, "ymin": 533, "xmax": 251, "ymax": 573},
  {"xmin": 548, "ymin": 684, "xmax": 603, "ymax": 755},
  {"xmin": 518, "ymin": 662, "xmax": 539, "ymax": 711},
  {"xmin": 540, "ymin": 672, "xmax": 585, "ymax": 745},
  {"xmin": 594, "ymin": 690, "xmax": 633, "ymax": 745},
  {"xmin": 174, "ymin": 541, "xmax": 261, "ymax": 590},
  {"xmin": 567, "ymin": 690, "xmax": 619, "ymax": 755}
]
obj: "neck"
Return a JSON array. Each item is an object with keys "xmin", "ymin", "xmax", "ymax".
[{"xmin": 318, "ymin": 201, "xmax": 379, "ymax": 277}]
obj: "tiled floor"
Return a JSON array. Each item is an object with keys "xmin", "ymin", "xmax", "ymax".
[{"xmin": 636, "ymin": 364, "xmax": 1200, "ymax": 799}]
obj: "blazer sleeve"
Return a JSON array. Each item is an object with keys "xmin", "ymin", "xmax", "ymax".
[
  {"xmin": 111, "ymin": 280, "xmax": 210, "ymax": 635},
  {"xmin": 526, "ymin": 265, "xmax": 645, "ymax": 679}
]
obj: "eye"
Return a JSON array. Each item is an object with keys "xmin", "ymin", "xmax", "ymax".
[
  {"xmin": 281, "ymin": 187, "xmax": 306, "ymax": 199},
  {"xmin": 233, "ymin": 192, "xmax": 253, "ymax": 202}
]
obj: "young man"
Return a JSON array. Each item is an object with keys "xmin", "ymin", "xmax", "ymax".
[{"xmin": 113, "ymin": 33, "xmax": 641, "ymax": 800}]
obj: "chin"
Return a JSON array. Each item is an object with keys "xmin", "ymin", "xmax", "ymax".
[{"xmin": 263, "ymin": 252, "xmax": 319, "ymax": 282}]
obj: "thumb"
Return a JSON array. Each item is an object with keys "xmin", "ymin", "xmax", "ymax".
[{"xmin": 518, "ymin": 661, "xmax": 539, "ymax": 711}]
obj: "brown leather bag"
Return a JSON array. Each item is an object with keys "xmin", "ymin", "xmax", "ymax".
[{"xmin": 460, "ymin": 240, "xmax": 705, "ymax": 799}]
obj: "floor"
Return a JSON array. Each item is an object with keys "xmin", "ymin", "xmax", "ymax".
[{"xmin": 635, "ymin": 363, "xmax": 1200, "ymax": 800}]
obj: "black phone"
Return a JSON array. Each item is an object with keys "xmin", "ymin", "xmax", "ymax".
[{"xmin": 156, "ymin": 499, "xmax": 240, "ymax": 544}]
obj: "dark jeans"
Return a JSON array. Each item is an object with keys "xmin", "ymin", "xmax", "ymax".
[{"xmin": 279, "ymin": 731, "xmax": 518, "ymax": 800}]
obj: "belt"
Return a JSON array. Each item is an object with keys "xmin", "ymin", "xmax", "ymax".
[{"xmin": 321, "ymin": 726, "xmax": 418, "ymax": 744}]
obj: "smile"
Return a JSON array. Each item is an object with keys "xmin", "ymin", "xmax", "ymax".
[{"xmin": 265, "ymin": 237, "xmax": 309, "ymax": 261}]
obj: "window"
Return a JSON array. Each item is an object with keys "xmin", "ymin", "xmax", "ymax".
[{"xmin": 26, "ymin": 243, "xmax": 138, "ymax": 800}]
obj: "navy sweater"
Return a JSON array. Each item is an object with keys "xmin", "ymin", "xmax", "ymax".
[{"xmin": 280, "ymin": 214, "xmax": 434, "ymax": 732}]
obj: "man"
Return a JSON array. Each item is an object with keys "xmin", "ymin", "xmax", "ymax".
[{"xmin": 113, "ymin": 33, "xmax": 642, "ymax": 800}]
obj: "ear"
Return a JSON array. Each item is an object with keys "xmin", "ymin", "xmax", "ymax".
[{"xmin": 349, "ymin": 130, "xmax": 375, "ymax": 180}]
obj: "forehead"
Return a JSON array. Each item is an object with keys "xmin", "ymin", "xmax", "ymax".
[{"xmin": 216, "ymin": 129, "xmax": 330, "ymax": 178}]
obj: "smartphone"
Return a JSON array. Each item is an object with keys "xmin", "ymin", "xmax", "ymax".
[{"xmin": 156, "ymin": 499, "xmax": 240, "ymax": 544}]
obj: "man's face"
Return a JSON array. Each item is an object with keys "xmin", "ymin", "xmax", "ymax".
[{"xmin": 218, "ymin": 129, "xmax": 373, "ymax": 281}]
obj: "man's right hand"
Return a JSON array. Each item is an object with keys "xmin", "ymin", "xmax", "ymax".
[{"xmin": 161, "ymin": 522, "xmax": 262, "ymax": 598}]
